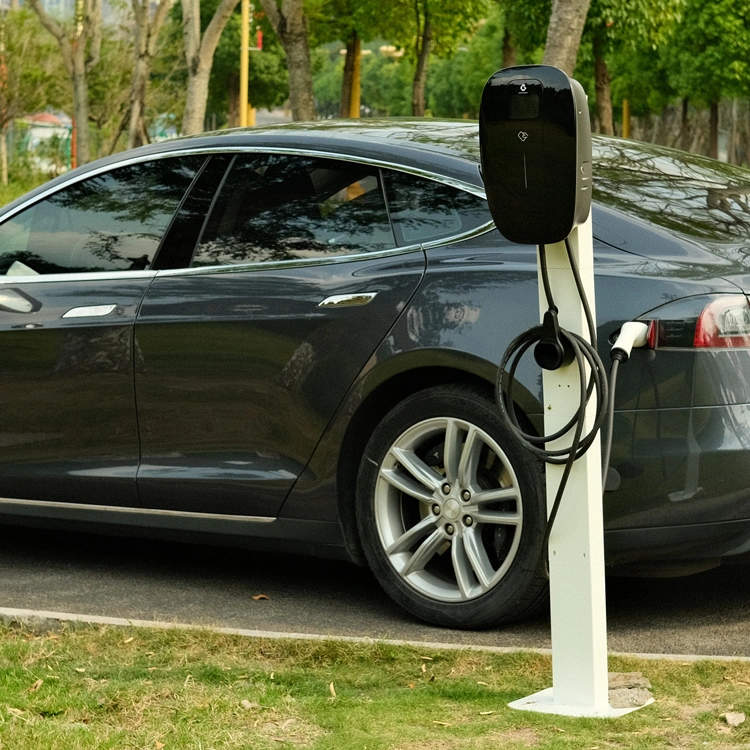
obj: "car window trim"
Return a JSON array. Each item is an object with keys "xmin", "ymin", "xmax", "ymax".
[
  {"xmin": 0, "ymin": 146, "xmax": 496, "ymax": 281},
  {"xmin": 154, "ymin": 243, "xmax": 425, "ymax": 278},
  {"xmin": 0, "ymin": 147, "xmax": 488, "ymax": 221},
  {"xmin": 0, "ymin": 270, "xmax": 158, "ymax": 286}
]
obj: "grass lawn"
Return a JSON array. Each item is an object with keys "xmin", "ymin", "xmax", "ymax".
[{"xmin": 1, "ymin": 621, "xmax": 750, "ymax": 749}]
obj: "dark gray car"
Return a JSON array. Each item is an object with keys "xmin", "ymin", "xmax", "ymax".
[{"xmin": 1, "ymin": 120, "xmax": 750, "ymax": 629}]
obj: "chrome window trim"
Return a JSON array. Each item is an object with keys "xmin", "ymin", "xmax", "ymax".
[
  {"xmin": 0, "ymin": 497, "xmax": 275, "ymax": 524},
  {"xmin": 156, "ymin": 243, "xmax": 423, "ymax": 277},
  {"xmin": 0, "ymin": 146, "xmax": 487, "ymax": 227},
  {"xmin": 0, "ymin": 270, "xmax": 157, "ymax": 286},
  {"xmin": 0, "ymin": 144, "xmax": 495, "ymax": 282}
]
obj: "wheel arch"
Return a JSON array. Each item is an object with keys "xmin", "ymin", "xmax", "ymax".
[{"xmin": 336, "ymin": 359, "xmax": 541, "ymax": 564}]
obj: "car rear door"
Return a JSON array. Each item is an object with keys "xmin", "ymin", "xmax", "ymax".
[
  {"xmin": 0, "ymin": 155, "xmax": 203, "ymax": 507},
  {"xmin": 134, "ymin": 152, "xmax": 425, "ymax": 518}
]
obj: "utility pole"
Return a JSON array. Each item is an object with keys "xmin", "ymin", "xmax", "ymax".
[
  {"xmin": 622, "ymin": 98, "xmax": 630, "ymax": 139},
  {"xmin": 239, "ymin": 0, "xmax": 259, "ymax": 127},
  {"xmin": 348, "ymin": 33, "xmax": 361, "ymax": 119}
]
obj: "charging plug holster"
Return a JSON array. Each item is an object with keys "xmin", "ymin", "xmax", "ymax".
[{"xmin": 534, "ymin": 309, "xmax": 575, "ymax": 370}]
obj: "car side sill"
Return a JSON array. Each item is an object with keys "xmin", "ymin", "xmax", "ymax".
[{"xmin": 0, "ymin": 497, "xmax": 345, "ymax": 548}]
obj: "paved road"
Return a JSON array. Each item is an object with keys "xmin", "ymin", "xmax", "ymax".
[{"xmin": 0, "ymin": 522, "xmax": 747, "ymax": 657}]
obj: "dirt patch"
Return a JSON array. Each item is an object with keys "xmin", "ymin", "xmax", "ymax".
[
  {"xmin": 257, "ymin": 716, "xmax": 324, "ymax": 747},
  {"xmin": 483, "ymin": 727, "xmax": 540, "ymax": 747},
  {"xmin": 390, "ymin": 740, "xmax": 462, "ymax": 750}
]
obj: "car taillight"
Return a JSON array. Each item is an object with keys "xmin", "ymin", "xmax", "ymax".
[
  {"xmin": 694, "ymin": 296, "xmax": 750, "ymax": 348},
  {"xmin": 645, "ymin": 295, "xmax": 750, "ymax": 349}
]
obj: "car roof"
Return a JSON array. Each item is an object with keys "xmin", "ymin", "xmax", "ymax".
[{"xmin": 5, "ymin": 119, "xmax": 750, "ymax": 247}]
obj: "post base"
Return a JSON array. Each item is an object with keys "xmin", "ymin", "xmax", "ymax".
[{"xmin": 509, "ymin": 687, "xmax": 653, "ymax": 718}]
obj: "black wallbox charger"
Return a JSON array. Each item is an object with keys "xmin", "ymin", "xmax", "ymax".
[{"xmin": 479, "ymin": 65, "xmax": 592, "ymax": 245}]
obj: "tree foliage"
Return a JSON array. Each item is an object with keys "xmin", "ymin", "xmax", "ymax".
[
  {"xmin": 208, "ymin": 7, "xmax": 288, "ymax": 124},
  {"xmin": 664, "ymin": 0, "xmax": 750, "ymax": 105},
  {"xmin": 1, "ymin": 8, "xmax": 70, "ymax": 127}
]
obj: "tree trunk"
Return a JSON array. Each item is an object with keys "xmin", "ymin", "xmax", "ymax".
[
  {"xmin": 412, "ymin": 16, "xmax": 431, "ymax": 116},
  {"xmin": 709, "ymin": 100, "xmax": 719, "ymax": 159},
  {"xmin": 182, "ymin": 63, "xmax": 213, "ymax": 134},
  {"xmin": 28, "ymin": 0, "xmax": 101, "ymax": 165},
  {"xmin": 593, "ymin": 31, "xmax": 613, "ymax": 135},
  {"xmin": 339, "ymin": 31, "xmax": 356, "ymax": 118},
  {"xmin": 542, "ymin": 0, "xmax": 592, "ymax": 76},
  {"xmin": 285, "ymin": 29, "xmax": 316, "ymax": 120},
  {"xmin": 680, "ymin": 97, "xmax": 690, "ymax": 152},
  {"xmin": 128, "ymin": 0, "xmax": 172, "ymax": 149},
  {"xmin": 127, "ymin": 52, "xmax": 150, "ymax": 148},
  {"xmin": 181, "ymin": 0, "xmax": 242, "ymax": 135},
  {"xmin": 228, "ymin": 73, "xmax": 240, "ymax": 127},
  {"xmin": 730, "ymin": 98, "xmax": 739, "ymax": 165},
  {"xmin": 258, "ymin": 0, "xmax": 315, "ymax": 121},
  {"xmin": 72, "ymin": 43, "xmax": 90, "ymax": 165},
  {"xmin": 501, "ymin": 28, "xmax": 516, "ymax": 69}
]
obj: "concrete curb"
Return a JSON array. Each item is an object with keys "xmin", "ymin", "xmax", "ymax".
[{"xmin": 1, "ymin": 606, "xmax": 748, "ymax": 663}]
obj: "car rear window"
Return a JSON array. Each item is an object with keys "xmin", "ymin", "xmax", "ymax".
[{"xmin": 382, "ymin": 170, "xmax": 490, "ymax": 246}]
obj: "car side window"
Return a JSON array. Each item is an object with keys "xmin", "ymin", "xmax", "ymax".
[
  {"xmin": 382, "ymin": 170, "xmax": 490, "ymax": 246},
  {"xmin": 191, "ymin": 154, "xmax": 395, "ymax": 267},
  {"xmin": 0, "ymin": 156, "xmax": 203, "ymax": 275}
]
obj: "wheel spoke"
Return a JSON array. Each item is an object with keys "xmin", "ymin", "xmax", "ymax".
[
  {"xmin": 451, "ymin": 535, "xmax": 476, "ymax": 599},
  {"xmin": 457, "ymin": 426, "xmax": 483, "ymax": 488},
  {"xmin": 401, "ymin": 528, "xmax": 446, "ymax": 576},
  {"xmin": 472, "ymin": 487, "xmax": 518, "ymax": 505},
  {"xmin": 463, "ymin": 527, "xmax": 494, "ymax": 588},
  {"xmin": 471, "ymin": 509, "xmax": 521, "ymax": 526},
  {"xmin": 391, "ymin": 447, "xmax": 444, "ymax": 493},
  {"xmin": 380, "ymin": 468, "xmax": 435, "ymax": 503},
  {"xmin": 442, "ymin": 418, "xmax": 463, "ymax": 484},
  {"xmin": 386, "ymin": 515, "xmax": 437, "ymax": 555}
]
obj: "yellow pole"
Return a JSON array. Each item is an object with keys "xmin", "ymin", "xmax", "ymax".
[
  {"xmin": 239, "ymin": 0, "xmax": 249, "ymax": 127},
  {"xmin": 349, "ymin": 34, "xmax": 361, "ymax": 119},
  {"xmin": 622, "ymin": 98, "xmax": 630, "ymax": 139}
]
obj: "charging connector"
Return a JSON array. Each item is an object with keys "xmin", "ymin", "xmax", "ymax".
[
  {"xmin": 600, "ymin": 321, "xmax": 650, "ymax": 490},
  {"xmin": 611, "ymin": 322, "xmax": 649, "ymax": 363}
]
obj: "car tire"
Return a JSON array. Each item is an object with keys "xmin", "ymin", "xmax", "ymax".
[{"xmin": 355, "ymin": 384, "xmax": 548, "ymax": 629}]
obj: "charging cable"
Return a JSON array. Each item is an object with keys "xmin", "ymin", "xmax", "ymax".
[
  {"xmin": 495, "ymin": 239, "xmax": 647, "ymax": 577},
  {"xmin": 601, "ymin": 322, "xmax": 649, "ymax": 483}
]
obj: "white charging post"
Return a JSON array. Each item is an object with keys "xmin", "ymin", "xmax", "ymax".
[
  {"xmin": 479, "ymin": 64, "xmax": 653, "ymax": 718},
  {"xmin": 507, "ymin": 219, "xmax": 648, "ymax": 718}
]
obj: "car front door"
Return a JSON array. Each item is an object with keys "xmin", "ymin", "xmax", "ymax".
[
  {"xmin": 134, "ymin": 152, "xmax": 426, "ymax": 517},
  {"xmin": 0, "ymin": 155, "xmax": 203, "ymax": 507}
]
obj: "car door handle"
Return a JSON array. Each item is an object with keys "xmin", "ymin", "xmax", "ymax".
[
  {"xmin": 62, "ymin": 304, "xmax": 118, "ymax": 319},
  {"xmin": 318, "ymin": 292, "xmax": 378, "ymax": 308}
]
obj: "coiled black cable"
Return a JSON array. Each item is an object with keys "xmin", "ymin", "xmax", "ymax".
[{"xmin": 495, "ymin": 238, "xmax": 610, "ymax": 577}]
